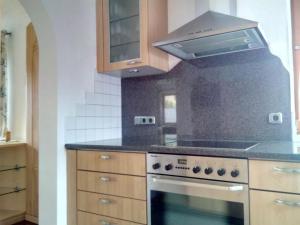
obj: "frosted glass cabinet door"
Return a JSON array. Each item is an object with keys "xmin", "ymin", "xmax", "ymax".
[{"xmin": 108, "ymin": 0, "xmax": 141, "ymax": 63}]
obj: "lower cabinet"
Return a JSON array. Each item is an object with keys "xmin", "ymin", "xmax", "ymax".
[
  {"xmin": 73, "ymin": 150, "xmax": 147, "ymax": 225},
  {"xmin": 250, "ymin": 190, "xmax": 300, "ymax": 225},
  {"xmin": 77, "ymin": 191, "xmax": 147, "ymax": 224},
  {"xmin": 78, "ymin": 211, "xmax": 142, "ymax": 225},
  {"xmin": 249, "ymin": 160, "xmax": 300, "ymax": 225}
]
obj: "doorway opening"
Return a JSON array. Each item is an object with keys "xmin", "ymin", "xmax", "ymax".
[{"xmin": 0, "ymin": 1, "xmax": 39, "ymax": 224}]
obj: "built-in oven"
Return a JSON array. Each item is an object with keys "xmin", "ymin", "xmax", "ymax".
[{"xmin": 147, "ymin": 153, "xmax": 249, "ymax": 225}]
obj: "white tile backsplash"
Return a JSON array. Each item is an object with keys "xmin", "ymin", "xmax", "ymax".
[{"xmin": 65, "ymin": 73, "xmax": 122, "ymax": 143}]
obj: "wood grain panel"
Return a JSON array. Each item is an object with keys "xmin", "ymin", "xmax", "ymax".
[
  {"xmin": 78, "ymin": 211, "xmax": 142, "ymax": 225},
  {"xmin": 0, "ymin": 168, "xmax": 26, "ymax": 188},
  {"xmin": 67, "ymin": 151, "xmax": 77, "ymax": 225},
  {"xmin": 0, "ymin": 147, "xmax": 26, "ymax": 167},
  {"xmin": 77, "ymin": 171, "xmax": 146, "ymax": 200},
  {"xmin": 77, "ymin": 151, "xmax": 146, "ymax": 176},
  {"xmin": 26, "ymin": 23, "xmax": 39, "ymax": 220},
  {"xmin": 249, "ymin": 160, "xmax": 300, "ymax": 194},
  {"xmin": 77, "ymin": 191, "xmax": 147, "ymax": 224},
  {"xmin": 250, "ymin": 190, "xmax": 300, "ymax": 225},
  {"xmin": 147, "ymin": 0, "xmax": 169, "ymax": 71},
  {"xmin": 0, "ymin": 191, "xmax": 26, "ymax": 211},
  {"xmin": 292, "ymin": 0, "xmax": 300, "ymax": 45}
]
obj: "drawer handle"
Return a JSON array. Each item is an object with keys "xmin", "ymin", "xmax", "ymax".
[
  {"xmin": 100, "ymin": 155, "xmax": 111, "ymax": 160},
  {"xmin": 99, "ymin": 220, "xmax": 114, "ymax": 225},
  {"xmin": 127, "ymin": 60, "xmax": 142, "ymax": 65},
  {"xmin": 273, "ymin": 167, "xmax": 300, "ymax": 174},
  {"xmin": 100, "ymin": 177, "xmax": 110, "ymax": 182},
  {"xmin": 99, "ymin": 198, "xmax": 111, "ymax": 205},
  {"xmin": 274, "ymin": 199, "xmax": 300, "ymax": 207},
  {"xmin": 295, "ymin": 45, "xmax": 300, "ymax": 50}
]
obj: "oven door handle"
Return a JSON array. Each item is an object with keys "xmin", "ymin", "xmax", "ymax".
[{"xmin": 152, "ymin": 177, "xmax": 244, "ymax": 192}]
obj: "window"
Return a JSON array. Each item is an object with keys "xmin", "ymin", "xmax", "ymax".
[{"xmin": 163, "ymin": 95, "xmax": 176, "ymax": 124}]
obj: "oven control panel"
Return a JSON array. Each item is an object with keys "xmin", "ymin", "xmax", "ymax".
[{"xmin": 147, "ymin": 153, "xmax": 248, "ymax": 183}]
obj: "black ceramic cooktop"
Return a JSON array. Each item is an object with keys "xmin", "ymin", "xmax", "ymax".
[{"xmin": 163, "ymin": 140, "xmax": 258, "ymax": 150}]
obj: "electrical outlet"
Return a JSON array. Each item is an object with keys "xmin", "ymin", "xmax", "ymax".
[
  {"xmin": 268, "ymin": 112, "xmax": 283, "ymax": 124},
  {"xmin": 134, "ymin": 116, "xmax": 156, "ymax": 125}
]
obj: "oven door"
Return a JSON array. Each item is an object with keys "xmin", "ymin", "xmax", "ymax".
[{"xmin": 148, "ymin": 174, "xmax": 249, "ymax": 225}]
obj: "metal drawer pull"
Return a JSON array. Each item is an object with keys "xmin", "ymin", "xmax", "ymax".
[
  {"xmin": 100, "ymin": 177, "xmax": 110, "ymax": 182},
  {"xmin": 295, "ymin": 45, "xmax": 300, "ymax": 50},
  {"xmin": 127, "ymin": 60, "xmax": 142, "ymax": 65},
  {"xmin": 99, "ymin": 220, "xmax": 114, "ymax": 225},
  {"xmin": 99, "ymin": 198, "xmax": 111, "ymax": 205},
  {"xmin": 100, "ymin": 155, "xmax": 111, "ymax": 160},
  {"xmin": 152, "ymin": 177, "xmax": 244, "ymax": 192},
  {"xmin": 274, "ymin": 199, "xmax": 300, "ymax": 207},
  {"xmin": 273, "ymin": 167, "xmax": 300, "ymax": 174}
]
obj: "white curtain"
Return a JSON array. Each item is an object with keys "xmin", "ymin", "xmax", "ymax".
[{"xmin": 0, "ymin": 30, "xmax": 8, "ymax": 137}]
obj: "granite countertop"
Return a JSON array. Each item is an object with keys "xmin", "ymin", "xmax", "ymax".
[{"xmin": 65, "ymin": 136, "xmax": 300, "ymax": 162}]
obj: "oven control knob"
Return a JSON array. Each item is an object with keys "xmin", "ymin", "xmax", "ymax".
[
  {"xmin": 165, "ymin": 164, "xmax": 173, "ymax": 171},
  {"xmin": 192, "ymin": 166, "xmax": 201, "ymax": 174},
  {"xmin": 217, "ymin": 168, "xmax": 226, "ymax": 176},
  {"xmin": 231, "ymin": 169, "xmax": 240, "ymax": 178},
  {"xmin": 152, "ymin": 163, "xmax": 161, "ymax": 170},
  {"xmin": 204, "ymin": 167, "xmax": 213, "ymax": 175}
]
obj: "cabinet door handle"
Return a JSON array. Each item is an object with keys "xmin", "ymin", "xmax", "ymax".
[
  {"xmin": 99, "ymin": 198, "xmax": 112, "ymax": 205},
  {"xmin": 273, "ymin": 167, "xmax": 300, "ymax": 174},
  {"xmin": 127, "ymin": 60, "xmax": 142, "ymax": 65},
  {"xmin": 274, "ymin": 199, "xmax": 300, "ymax": 207},
  {"xmin": 100, "ymin": 155, "xmax": 111, "ymax": 160},
  {"xmin": 100, "ymin": 177, "xmax": 110, "ymax": 182},
  {"xmin": 99, "ymin": 220, "xmax": 114, "ymax": 225}
]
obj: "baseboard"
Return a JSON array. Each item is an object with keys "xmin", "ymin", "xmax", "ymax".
[
  {"xmin": 25, "ymin": 215, "xmax": 38, "ymax": 224},
  {"xmin": 0, "ymin": 213, "xmax": 25, "ymax": 225}
]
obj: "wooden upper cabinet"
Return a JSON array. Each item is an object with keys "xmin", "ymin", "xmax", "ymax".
[
  {"xmin": 97, "ymin": 0, "xmax": 169, "ymax": 77},
  {"xmin": 292, "ymin": 0, "xmax": 300, "ymax": 130},
  {"xmin": 292, "ymin": 0, "xmax": 300, "ymax": 45}
]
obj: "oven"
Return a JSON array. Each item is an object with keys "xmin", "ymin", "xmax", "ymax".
[{"xmin": 147, "ymin": 153, "xmax": 249, "ymax": 225}]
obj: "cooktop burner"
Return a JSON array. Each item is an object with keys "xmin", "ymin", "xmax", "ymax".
[{"xmin": 159, "ymin": 139, "xmax": 258, "ymax": 150}]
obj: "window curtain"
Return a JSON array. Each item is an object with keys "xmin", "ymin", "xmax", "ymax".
[{"xmin": 0, "ymin": 31, "xmax": 8, "ymax": 137}]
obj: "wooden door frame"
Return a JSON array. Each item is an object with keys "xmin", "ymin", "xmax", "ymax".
[{"xmin": 26, "ymin": 23, "xmax": 39, "ymax": 224}]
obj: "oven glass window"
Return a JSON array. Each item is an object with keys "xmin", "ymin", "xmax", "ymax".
[{"xmin": 151, "ymin": 191, "xmax": 244, "ymax": 225}]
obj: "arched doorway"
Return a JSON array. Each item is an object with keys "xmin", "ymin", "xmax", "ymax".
[{"xmin": 19, "ymin": 1, "xmax": 60, "ymax": 225}]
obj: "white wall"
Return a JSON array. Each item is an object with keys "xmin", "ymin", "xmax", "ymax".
[
  {"xmin": 21, "ymin": 0, "xmax": 121, "ymax": 224},
  {"xmin": 0, "ymin": 0, "xmax": 30, "ymax": 141}
]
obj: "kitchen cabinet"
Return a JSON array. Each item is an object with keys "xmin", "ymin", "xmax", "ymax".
[
  {"xmin": 250, "ymin": 190, "xmax": 300, "ymax": 225},
  {"xmin": 68, "ymin": 150, "xmax": 147, "ymax": 225},
  {"xmin": 249, "ymin": 160, "xmax": 300, "ymax": 225},
  {"xmin": 292, "ymin": 0, "xmax": 300, "ymax": 131},
  {"xmin": 249, "ymin": 160, "xmax": 300, "ymax": 194},
  {"xmin": 97, "ymin": 0, "xmax": 169, "ymax": 77},
  {"xmin": 0, "ymin": 143, "xmax": 27, "ymax": 225}
]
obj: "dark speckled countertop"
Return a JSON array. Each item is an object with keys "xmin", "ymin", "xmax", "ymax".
[{"xmin": 65, "ymin": 136, "xmax": 300, "ymax": 162}]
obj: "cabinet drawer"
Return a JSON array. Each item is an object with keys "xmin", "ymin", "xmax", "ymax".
[
  {"xmin": 78, "ymin": 211, "xmax": 142, "ymax": 225},
  {"xmin": 77, "ymin": 151, "xmax": 146, "ymax": 176},
  {"xmin": 249, "ymin": 160, "xmax": 300, "ymax": 193},
  {"xmin": 77, "ymin": 191, "xmax": 147, "ymax": 224},
  {"xmin": 250, "ymin": 190, "xmax": 300, "ymax": 225},
  {"xmin": 77, "ymin": 171, "xmax": 146, "ymax": 200}
]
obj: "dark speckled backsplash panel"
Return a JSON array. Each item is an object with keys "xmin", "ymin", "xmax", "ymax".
[{"xmin": 122, "ymin": 50, "xmax": 292, "ymax": 141}]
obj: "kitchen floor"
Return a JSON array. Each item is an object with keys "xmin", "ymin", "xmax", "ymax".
[{"xmin": 13, "ymin": 221, "xmax": 37, "ymax": 225}]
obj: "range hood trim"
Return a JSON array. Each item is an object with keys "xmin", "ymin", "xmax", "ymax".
[
  {"xmin": 153, "ymin": 25, "xmax": 258, "ymax": 47},
  {"xmin": 153, "ymin": 11, "xmax": 267, "ymax": 60}
]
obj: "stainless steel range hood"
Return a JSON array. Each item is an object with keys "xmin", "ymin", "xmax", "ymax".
[{"xmin": 153, "ymin": 11, "xmax": 268, "ymax": 60}]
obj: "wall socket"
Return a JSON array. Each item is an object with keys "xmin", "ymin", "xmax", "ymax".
[
  {"xmin": 268, "ymin": 112, "xmax": 283, "ymax": 124},
  {"xmin": 134, "ymin": 116, "xmax": 156, "ymax": 125}
]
